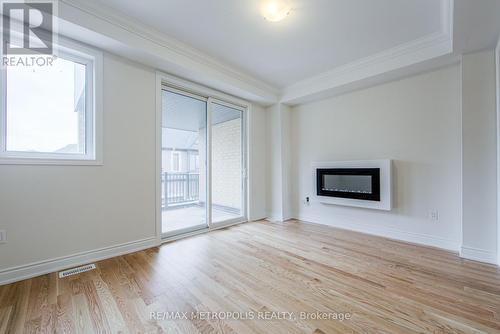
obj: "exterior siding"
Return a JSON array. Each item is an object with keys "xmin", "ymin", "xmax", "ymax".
[{"xmin": 212, "ymin": 119, "xmax": 242, "ymax": 210}]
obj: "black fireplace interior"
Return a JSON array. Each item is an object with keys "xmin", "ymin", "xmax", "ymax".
[{"xmin": 316, "ymin": 168, "xmax": 380, "ymax": 201}]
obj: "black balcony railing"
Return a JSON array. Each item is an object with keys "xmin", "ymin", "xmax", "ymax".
[{"xmin": 162, "ymin": 172, "xmax": 200, "ymax": 209}]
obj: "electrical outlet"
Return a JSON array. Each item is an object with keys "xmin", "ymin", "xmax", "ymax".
[
  {"xmin": 304, "ymin": 196, "xmax": 311, "ymax": 206},
  {"xmin": 429, "ymin": 210, "xmax": 439, "ymax": 221},
  {"xmin": 0, "ymin": 230, "xmax": 6, "ymax": 243}
]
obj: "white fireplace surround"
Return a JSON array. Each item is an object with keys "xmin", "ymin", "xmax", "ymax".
[{"xmin": 312, "ymin": 160, "xmax": 392, "ymax": 211}]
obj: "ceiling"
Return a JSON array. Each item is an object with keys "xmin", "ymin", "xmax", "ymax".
[
  {"xmin": 85, "ymin": 0, "xmax": 442, "ymax": 89},
  {"xmin": 453, "ymin": 0, "xmax": 500, "ymax": 53}
]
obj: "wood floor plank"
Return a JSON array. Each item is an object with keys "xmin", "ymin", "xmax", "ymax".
[
  {"xmin": 1, "ymin": 220, "xmax": 500, "ymax": 333},
  {"xmin": 0, "ymin": 306, "xmax": 12, "ymax": 334},
  {"xmin": 55, "ymin": 293, "xmax": 76, "ymax": 334}
]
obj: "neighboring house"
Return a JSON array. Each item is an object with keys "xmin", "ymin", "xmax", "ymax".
[
  {"xmin": 211, "ymin": 118, "xmax": 242, "ymax": 212},
  {"xmin": 161, "ymin": 91, "xmax": 242, "ymax": 213},
  {"xmin": 161, "ymin": 128, "xmax": 200, "ymax": 173},
  {"xmin": 161, "ymin": 118, "xmax": 241, "ymax": 212}
]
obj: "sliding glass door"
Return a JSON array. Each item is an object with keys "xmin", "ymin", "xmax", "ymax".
[
  {"xmin": 161, "ymin": 88, "xmax": 246, "ymax": 237},
  {"xmin": 161, "ymin": 89, "xmax": 208, "ymax": 236}
]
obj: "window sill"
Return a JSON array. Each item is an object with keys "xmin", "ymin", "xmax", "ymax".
[{"xmin": 0, "ymin": 157, "xmax": 103, "ymax": 166}]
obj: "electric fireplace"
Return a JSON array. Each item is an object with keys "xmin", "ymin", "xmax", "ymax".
[
  {"xmin": 316, "ymin": 168, "xmax": 381, "ymax": 201},
  {"xmin": 312, "ymin": 160, "xmax": 392, "ymax": 210}
]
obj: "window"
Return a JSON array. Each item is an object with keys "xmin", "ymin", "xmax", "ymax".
[
  {"xmin": 189, "ymin": 153, "xmax": 199, "ymax": 172},
  {"xmin": 171, "ymin": 151, "xmax": 180, "ymax": 172},
  {"xmin": 0, "ymin": 41, "xmax": 102, "ymax": 164}
]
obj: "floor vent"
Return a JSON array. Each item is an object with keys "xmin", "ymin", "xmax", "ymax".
[{"xmin": 58, "ymin": 264, "xmax": 96, "ymax": 278}]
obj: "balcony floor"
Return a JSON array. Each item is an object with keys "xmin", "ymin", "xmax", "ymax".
[{"xmin": 162, "ymin": 205, "xmax": 241, "ymax": 234}]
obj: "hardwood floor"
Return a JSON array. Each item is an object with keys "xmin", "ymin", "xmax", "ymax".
[{"xmin": 1, "ymin": 220, "xmax": 500, "ymax": 333}]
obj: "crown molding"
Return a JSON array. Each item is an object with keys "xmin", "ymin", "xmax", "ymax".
[
  {"xmin": 58, "ymin": 0, "xmax": 279, "ymax": 105},
  {"xmin": 280, "ymin": 31, "xmax": 453, "ymax": 104},
  {"xmin": 57, "ymin": 0, "xmax": 454, "ymax": 107},
  {"xmin": 281, "ymin": 0, "xmax": 454, "ymax": 105}
]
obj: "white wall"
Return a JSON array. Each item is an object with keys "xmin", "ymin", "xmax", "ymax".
[
  {"xmin": 249, "ymin": 105, "xmax": 267, "ymax": 221},
  {"xmin": 461, "ymin": 50, "xmax": 498, "ymax": 263},
  {"xmin": 265, "ymin": 103, "xmax": 292, "ymax": 221},
  {"xmin": 281, "ymin": 105, "xmax": 293, "ymax": 220},
  {"xmin": 0, "ymin": 52, "xmax": 269, "ymax": 282},
  {"xmin": 289, "ymin": 65, "xmax": 463, "ymax": 251},
  {"xmin": 0, "ymin": 53, "xmax": 157, "ymax": 272},
  {"xmin": 266, "ymin": 104, "xmax": 284, "ymax": 221},
  {"xmin": 497, "ymin": 38, "xmax": 500, "ymax": 265}
]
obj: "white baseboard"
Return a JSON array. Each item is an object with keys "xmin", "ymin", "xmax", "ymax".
[
  {"xmin": 0, "ymin": 237, "xmax": 159, "ymax": 286},
  {"xmin": 294, "ymin": 214, "xmax": 461, "ymax": 252},
  {"xmin": 266, "ymin": 212, "xmax": 282, "ymax": 222},
  {"xmin": 249, "ymin": 214, "xmax": 268, "ymax": 222},
  {"xmin": 460, "ymin": 246, "xmax": 498, "ymax": 265}
]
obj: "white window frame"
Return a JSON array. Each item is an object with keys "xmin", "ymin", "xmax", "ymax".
[{"xmin": 0, "ymin": 36, "xmax": 103, "ymax": 165}]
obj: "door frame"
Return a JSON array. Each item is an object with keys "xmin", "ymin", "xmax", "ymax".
[{"xmin": 155, "ymin": 72, "xmax": 251, "ymax": 243}]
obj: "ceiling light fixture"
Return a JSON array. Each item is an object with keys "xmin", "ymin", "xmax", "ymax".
[{"xmin": 261, "ymin": 0, "xmax": 291, "ymax": 22}]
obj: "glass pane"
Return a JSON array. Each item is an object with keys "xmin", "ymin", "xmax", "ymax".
[
  {"xmin": 323, "ymin": 175, "xmax": 372, "ymax": 194},
  {"xmin": 211, "ymin": 102, "xmax": 243, "ymax": 223},
  {"xmin": 161, "ymin": 90, "xmax": 207, "ymax": 234},
  {"xmin": 6, "ymin": 57, "xmax": 86, "ymax": 154}
]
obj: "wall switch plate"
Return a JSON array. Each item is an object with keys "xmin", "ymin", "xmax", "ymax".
[
  {"xmin": 0, "ymin": 230, "xmax": 6, "ymax": 243},
  {"xmin": 429, "ymin": 210, "xmax": 439, "ymax": 221}
]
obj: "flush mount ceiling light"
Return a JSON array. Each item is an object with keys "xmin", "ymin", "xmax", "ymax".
[{"xmin": 261, "ymin": 0, "xmax": 291, "ymax": 22}]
